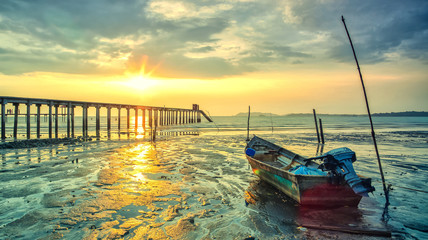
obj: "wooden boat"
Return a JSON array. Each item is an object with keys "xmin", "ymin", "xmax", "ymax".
[{"xmin": 245, "ymin": 135, "xmax": 375, "ymax": 207}]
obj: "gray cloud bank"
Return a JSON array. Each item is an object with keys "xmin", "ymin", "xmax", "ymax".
[{"xmin": 0, "ymin": 0, "xmax": 427, "ymax": 78}]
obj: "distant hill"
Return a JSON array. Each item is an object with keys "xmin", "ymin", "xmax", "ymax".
[
  {"xmin": 372, "ymin": 111, "xmax": 428, "ymax": 117},
  {"xmin": 287, "ymin": 112, "xmax": 428, "ymax": 117},
  {"xmin": 234, "ymin": 111, "xmax": 428, "ymax": 117},
  {"xmin": 234, "ymin": 112, "xmax": 280, "ymax": 117}
]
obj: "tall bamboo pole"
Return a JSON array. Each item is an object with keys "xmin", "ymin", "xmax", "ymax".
[{"xmin": 342, "ymin": 16, "xmax": 389, "ymax": 219}]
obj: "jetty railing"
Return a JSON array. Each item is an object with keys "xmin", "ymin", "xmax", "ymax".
[{"xmin": 1, "ymin": 96, "xmax": 213, "ymax": 140}]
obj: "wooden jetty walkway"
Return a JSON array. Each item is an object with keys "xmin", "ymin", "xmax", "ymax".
[{"xmin": 1, "ymin": 96, "xmax": 212, "ymax": 140}]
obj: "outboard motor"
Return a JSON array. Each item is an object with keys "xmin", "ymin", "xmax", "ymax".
[{"xmin": 318, "ymin": 147, "xmax": 375, "ymax": 196}]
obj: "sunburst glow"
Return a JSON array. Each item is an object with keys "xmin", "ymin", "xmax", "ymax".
[{"xmin": 122, "ymin": 55, "xmax": 161, "ymax": 91}]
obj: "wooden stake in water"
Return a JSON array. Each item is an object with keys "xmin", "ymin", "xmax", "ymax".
[
  {"xmin": 313, "ymin": 109, "xmax": 320, "ymax": 143},
  {"xmin": 342, "ymin": 16, "xmax": 390, "ymax": 220},
  {"xmin": 246, "ymin": 106, "xmax": 251, "ymax": 141},
  {"xmin": 319, "ymin": 118, "xmax": 325, "ymax": 144},
  {"xmin": 270, "ymin": 113, "xmax": 274, "ymax": 133}
]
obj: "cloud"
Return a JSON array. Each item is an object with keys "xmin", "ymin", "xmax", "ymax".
[
  {"xmin": 146, "ymin": 0, "xmax": 233, "ymax": 21},
  {"xmin": 0, "ymin": 0, "xmax": 427, "ymax": 78}
]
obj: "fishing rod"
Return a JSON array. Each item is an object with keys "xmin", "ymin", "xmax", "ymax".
[{"xmin": 341, "ymin": 16, "xmax": 390, "ymax": 220}]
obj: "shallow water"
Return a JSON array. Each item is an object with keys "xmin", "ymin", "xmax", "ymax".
[{"xmin": 0, "ymin": 115, "xmax": 427, "ymax": 239}]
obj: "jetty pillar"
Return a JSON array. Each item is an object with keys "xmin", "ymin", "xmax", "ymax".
[
  {"xmin": 163, "ymin": 109, "xmax": 166, "ymax": 126},
  {"xmin": 167, "ymin": 110, "xmax": 170, "ymax": 125},
  {"xmin": 1, "ymin": 100, "xmax": 6, "ymax": 140},
  {"xmin": 82, "ymin": 104, "xmax": 87, "ymax": 138},
  {"xmin": 85, "ymin": 106, "xmax": 89, "ymax": 136},
  {"xmin": 142, "ymin": 109, "xmax": 146, "ymax": 132},
  {"xmin": 36, "ymin": 104, "xmax": 41, "ymax": 138},
  {"xmin": 188, "ymin": 111, "xmax": 191, "ymax": 123},
  {"xmin": 67, "ymin": 103, "xmax": 71, "ymax": 138},
  {"xmin": 193, "ymin": 111, "xmax": 196, "ymax": 123},
  {"xmin": 154, "ymin": 110, "xmax": 158, "ymax": 127},
  {"xmin": 117, "ymin": 106, "xmax": 121, "ymax": 132},
  {"xmin": 26, "ymin": 102, "xmax": 31, "ymax": 139},
  {"xmin": 173, "ymin": 110, "xmax": 176, "ymax": 124},
  {"xmin": 126, "ymin": 107, "xmax": 130, "ymax": 130},
  {"xmin": 149, "ymin": 109, "xmax": 152, "ymax": 128},
  {"xmin": 55, "ymin": 105, "xmax": 59, "ymax": 139},
  {"xmin": 134, "ymin": 108, "xmax": 138, "ymax": 133},
  {"xmin": 96, "ymin": 106, "xmax": 100, "ymax": 138},
  {"xmin": 48, "ymin": 102, "xmax": 52, "ymax": 138},
  {"xmin": 181, "ymin": 111, "xmax": 184, "ymax": 124},
  {"xmin": 71, "ymin": 106, "xmax": 75, "ymax": 138},
  {"xmin": 107, "ymin": 106, "xmax": 111, "ymax": 132},
  {"xmin": 13, "ymin": 103, "xmax": 18, "ymax": 139}
]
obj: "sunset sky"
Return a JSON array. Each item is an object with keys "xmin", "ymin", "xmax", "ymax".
[{"xmin": 1, "ymin": 0, "xmax": 427, "ymax": 115}]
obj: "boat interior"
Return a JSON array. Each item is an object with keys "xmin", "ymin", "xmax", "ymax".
[{"xmin": 252, "ymin": 149, "xmax": 303, "ymax": 171}]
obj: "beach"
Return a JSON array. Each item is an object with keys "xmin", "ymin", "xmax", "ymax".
[{"xmin": 0, "ymin": 115, "xmax": 427, "ymax": 239}]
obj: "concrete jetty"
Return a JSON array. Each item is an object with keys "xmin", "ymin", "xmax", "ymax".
[{"xmin": 1, "ymin": 96, "xmax": 212, "ymax": 140}]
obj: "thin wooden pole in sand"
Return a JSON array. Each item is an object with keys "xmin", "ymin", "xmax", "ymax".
[
  {"xmin": 246, "ymin": 106, "xmax": 251, "ymax": 141},
  {"xmin": 342, "ymin": 16, "xmax": 389, "ymax": 220}
]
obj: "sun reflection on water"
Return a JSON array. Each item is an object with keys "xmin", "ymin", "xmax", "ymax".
[{"xmin": 57, "ymin": 141, "xmax": 189, "ymax": 239}]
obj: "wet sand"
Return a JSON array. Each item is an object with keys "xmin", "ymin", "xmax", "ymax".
[{"xmin": 0, "ymin": 129, "xmax": 426, "ymax": 239}]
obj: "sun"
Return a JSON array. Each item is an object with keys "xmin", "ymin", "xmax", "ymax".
[
  {"xmin": 126, "ymin": 75, "xmax": 158, "ymax": 91},
  {"xmin": 123, "ymin": 55, "xmax": 161, "ymax": 91}
]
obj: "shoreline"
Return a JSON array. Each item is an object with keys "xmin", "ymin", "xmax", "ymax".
[{"xmin": 0, "ymin": 137, "xmax": 92, "ymax": 149}]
